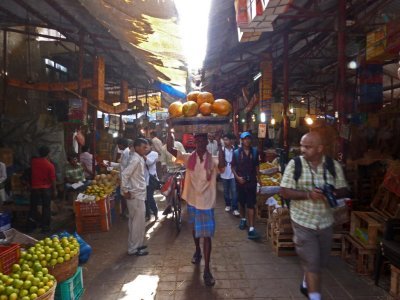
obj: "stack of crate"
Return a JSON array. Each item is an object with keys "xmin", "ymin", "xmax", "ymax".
[
  {"xmin": 343, "ymin": 184, "xmax": 400, "ymax": 275},
  {"xmin": 268, "ymin": 206, "xmax": 346, "ymax": 257},
  {"xmin": 342, "ymin": 211, "xmax": 384, "ymax": 274},
  {"xmin": 74, "ymin": 196, "xmax": 111, "ymax": 234}
]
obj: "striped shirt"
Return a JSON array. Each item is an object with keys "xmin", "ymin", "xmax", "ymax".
[{"xmin": 280, "ymin": 156, "xmax": 348, "ymax": 230}]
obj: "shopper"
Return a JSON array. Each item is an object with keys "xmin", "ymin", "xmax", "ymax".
[
  {"xmin": 110, "ymin": 138, "xmax": 132, "ymax": 217},
  {"xmin": 280, "ymin": 131, "xmax": 349, "ymax": 300},
  {"xmin": 166, "ymin": 132, "xmax": 224, "ymax": 286},
  {"xmin": 121, "ymin": 138, "xmax": 149, "ymax": 256},
  {"xmin": 232, "ymin": 132, "xmax": 260, "ymax": 239},
  {"xmin": 79, "ymin": 145, "xmax": 96, "ymax": 180},
  {"xmin": 206, "ymin": 133, "xmax": 218, "ymax": 156},
  {"xmin": 144, "ymin": 140, "xmax": 159, "ymax": 221},
  {"xmin": 28, "ymin": 146, "xmax": 57, "ymax": 233},
  {"xmin": 150, "ymin": 131, "xmax": 163, "ymax": 154},
  {"xmin": 220, "ymin": 133, "xmax": 239, "ymax": 216},
  {"xmin": 159, "ymin": 137, "xmax": 186, "ymax": 215}
]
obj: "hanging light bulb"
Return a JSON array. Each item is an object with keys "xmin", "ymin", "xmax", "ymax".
[
  {"xmin": 270, "ymin": 118, "xmax": 276, "ymax": 125},
  {"xmin": 260, "ymin": 112, "xmax": 266, "ymax": 123},
  {"xmin": 305, "ymin": 114, "xmax": 314, "ymax": 125}
]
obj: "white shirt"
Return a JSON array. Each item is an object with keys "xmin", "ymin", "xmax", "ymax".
[
  {"xmin": 207, "ymin": 140, "xmax": 219, "ymax": 156},
  {"xmin": 220, "ymin": 147, "xmax": 234, "ymax": 179},
  {"xmin": 111, "ymin": 147, "xmax": 131, "ymax": 172},
  {"xmin": 79, "ymin": 152, "xmax": 96, "ymax": 178},
  {"xmin": 152, "ymin": 137, "xmax": 163, "ymax": 154},
  {"xmin": 144, "ymin": 151, "xmax": 158, "ymax": 185},
  {"xmin": 121, "ymin": 152, "xmax": 146, "ymax": 200},
  {"xmin": 160, "ymin": 141, "xmax": 186, "ymax": 173},
  {"xmin": 0, "ymin": 162, "xmax": 6, "ymax": 184}
]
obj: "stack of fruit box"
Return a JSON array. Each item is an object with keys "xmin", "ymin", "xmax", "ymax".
[
  {"xmin": 342, "ymin": 211, "xmax": 384, "ymax": 274},
  {"xmin": 74, "ymin": 196, "xmax": 111, "ymax": 234}
]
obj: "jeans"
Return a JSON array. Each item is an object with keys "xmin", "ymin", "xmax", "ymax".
[
  {"xmin": 145, "ymin": 185, "xmax": 158, "ymax": 217},
  {"xmin": 222, "ymin": 178, "xmax": 238, "ymax": 210},
  {"xmin": 29, "ymin": 188, "xmax": 52, "ymax": 229}
]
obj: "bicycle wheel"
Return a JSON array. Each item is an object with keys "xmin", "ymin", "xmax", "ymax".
[{"xmin": 172, "ymin": 186, "xmax": 182, "ymax": 232}]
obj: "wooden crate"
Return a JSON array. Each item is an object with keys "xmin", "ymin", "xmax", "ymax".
[
  {"xmin": 390, "ymin": 265, "xmax": 400, "ymax": 298},
  {"xmin": 342, "ymin": 234, "xmax": 376, "ymax": 275},
  {"xmin": 271, "ymin": 232, "xmax": 343, "ymax": 257},
  {"xmin": 350, "ymin": 211, "xmax": 384, "ymax": 249},
  {"xmin": 371, "ymin": 186, "xmax": 400, "ymax": 220}
]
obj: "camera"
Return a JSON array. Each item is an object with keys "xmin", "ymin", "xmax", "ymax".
[{"xmin": 320, "ymin": 183, "xmax": 338, "ymax": 208}]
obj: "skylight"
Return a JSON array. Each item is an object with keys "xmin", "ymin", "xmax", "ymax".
[{"xmin": 174, "ymin": 0, "xmax": 212, "ymax": 71}]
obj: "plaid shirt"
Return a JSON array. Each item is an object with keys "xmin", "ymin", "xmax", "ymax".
[
  {"xmin": 280, "ymin": 156, "xmax": 348, "ymax": 230},
  {"xmin": 65, "ymin": 163, "xmax": 85, "ymax": 183}
]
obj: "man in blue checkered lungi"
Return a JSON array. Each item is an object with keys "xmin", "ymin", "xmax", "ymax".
[{"xmin": 166, "ymin": 132, "xmax": 225, "ymax": 287}]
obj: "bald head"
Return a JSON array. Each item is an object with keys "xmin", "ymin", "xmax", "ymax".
[
  {"xmin": 300, "ymin": 131, "xmax": 324, "ymax": 163},
  {"xmin": 301, "ymin": 132, "xmax": 323, "ymax": 146}
]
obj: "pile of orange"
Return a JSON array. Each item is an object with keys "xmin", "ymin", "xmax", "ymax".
[{"xmin": 168, "ymin": 91, "xmax": 232, "ymax": 118}]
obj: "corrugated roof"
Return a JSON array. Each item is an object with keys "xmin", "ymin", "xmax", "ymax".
[
  {"xmin": 203, "ymin": 0, "xmax": 400, "ymax": 106},
  {"xmin": 0, "ymin": 0, "xmax": 187, "ymax": 92}
]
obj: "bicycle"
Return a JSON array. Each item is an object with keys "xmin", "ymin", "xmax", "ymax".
[{"xmin": 170, "ymin": 169, "xmax": 185, "ymax": 232}]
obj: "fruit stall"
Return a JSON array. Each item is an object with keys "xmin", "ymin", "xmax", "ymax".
[
  {"xmin": 0, "ymin": 229, "xmax": 89, "ymax": 300},
  {"xmin": 73, "ymin": 170, "xmax": 120, "ymax": 235}
]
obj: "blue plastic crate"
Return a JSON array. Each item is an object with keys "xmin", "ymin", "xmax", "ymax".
[
  {"xmin": 0, "ymin": 213, "xmax": 11, "ymax": 232},
  {"xmin": 55, "ymin": 267, "xmax": 84, "ymax": 300}
]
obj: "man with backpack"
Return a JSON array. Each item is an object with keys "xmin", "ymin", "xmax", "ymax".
[
  {"xmin": 280, "ymin": 132, "xmax": 349, "ymax": 300},
  {"xmin": 232, "ymin": 132, "xmax": 260, "ymax": 240}
]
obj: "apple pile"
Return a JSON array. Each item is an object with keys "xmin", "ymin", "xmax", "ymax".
[{"xmin": 168, "ymin": 91, "xmax": 232, "ymax": 118}]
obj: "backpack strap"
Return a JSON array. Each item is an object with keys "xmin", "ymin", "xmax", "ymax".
[
  {"xmin": 325, "ymin": 156, "xmax": 336, "ymax": 179},
  {"xmin": 252, "ymin": 147, "xmax": 258, "ymax": 167},
  {"xmin": 293, "ymin": 156, "xmax": 302, "ymax": 185}
]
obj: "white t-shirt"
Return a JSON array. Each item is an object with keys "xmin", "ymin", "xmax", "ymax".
[
  {"xmin": 220, "ymin": 147, "xmax": 234, "ymax": 180},
  {"xmin": 144, "ymin": 151, "xmax": 158, "ymax": 185}
]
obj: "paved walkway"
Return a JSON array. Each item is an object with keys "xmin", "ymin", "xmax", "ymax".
[{"xmin": 80, "ymin": 185, "xmax": 389, "ymax": 300}]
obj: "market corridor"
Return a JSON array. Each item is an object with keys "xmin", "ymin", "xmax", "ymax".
[{"xmin": 80, "ymin": 186, "xmax": 387, "ymax": 300}]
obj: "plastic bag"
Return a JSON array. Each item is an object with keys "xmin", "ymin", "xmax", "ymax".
[{"xmin": 160, "ymin": 175, "xmax": 174, "ymax": 196}]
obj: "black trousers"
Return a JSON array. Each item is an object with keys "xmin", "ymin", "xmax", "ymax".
[
  {"xmin": 29, "ymin": 188, "xmax": 52, "ymax": 229},
  {"xmin": 145, "ymin": 185, "xmax": 158, "ymax": 217}
]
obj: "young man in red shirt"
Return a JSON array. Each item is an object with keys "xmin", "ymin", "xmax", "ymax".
[{"xmin": 28, "ymin": 146, "xmax": 57, "ymax": 233}]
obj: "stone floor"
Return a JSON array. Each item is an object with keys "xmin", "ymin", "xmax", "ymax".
[{"xmin": 79, "ymin": 186, "xmax": 390, "ymax": 300}]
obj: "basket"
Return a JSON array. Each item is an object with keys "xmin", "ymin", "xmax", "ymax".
[
  {"xmin": 74, "ymin": 197, "xmax": 110, "ymax": 217},
  {"xmin": 55, "ymin": 267, "xmax": 84, "ymax": 300},
  {"xmin": 37, "ymin": 282, "xmax": 57, "ymax": 300},
  {"xmin": 48, "ymin": 253, "xmax": 79, "ymax": 283},
  {"xmin": 169, "ymin": 116, "xmax": 230, "ymax": 134},
  {"xmin": 0, "ymin": 243, "xmax": 20, "ymax": 274},
  {"xmin": 75, "ymin": 212, "xmax": 110, "ymax": 234}
]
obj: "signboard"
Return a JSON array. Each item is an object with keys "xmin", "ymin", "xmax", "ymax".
[{"xmin": 258, "ymin": 123, "xmax": 267, "ymax": 138}]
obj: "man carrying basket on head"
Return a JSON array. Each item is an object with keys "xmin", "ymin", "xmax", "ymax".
[{"xmin": 166, "ymin": 131, "xmax": 225, "ymax": 287}]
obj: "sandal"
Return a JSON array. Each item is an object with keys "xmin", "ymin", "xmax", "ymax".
[
  {"xmin": 203, "ymin": 271, "xmax": 215, "ymax": 287},
  {"xmin": 191, "ymin": 252, "xmax": 202, "ymax": 264}
]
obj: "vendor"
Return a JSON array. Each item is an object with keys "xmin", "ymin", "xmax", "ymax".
[
  {"xmin": 64, "ymin": 153, "xmax": 90, "ymax": 193},
  {"xmin": 79, "ymin": 145, "xmax": 97, "ymax": 180}
]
